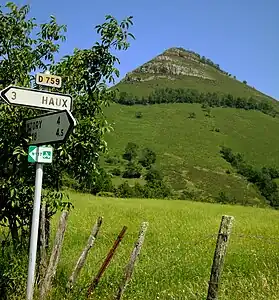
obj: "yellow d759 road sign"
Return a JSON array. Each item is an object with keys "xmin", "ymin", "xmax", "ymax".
[{"xmin": 36, "ymin": 73, "xmax": 62, "ymax": 88}]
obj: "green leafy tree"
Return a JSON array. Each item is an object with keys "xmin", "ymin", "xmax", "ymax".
[
  {"xmin": 145, "ymin": 167, "xmax": 163, "ymax": 182},
  {"xmin": 123, "ymin": 142, "xmax": 139, "ymax": 161},
  {"xmin": 0, "ymin": 2, "xmax": 135, "ymax": 246},
  {"xmin": 139, "ymin": 147, "xmax": 156, "ymax": 168},
  {"xmin": 0, "ymin": 2, "xmax": 68, "ymax": 244},
  {"xmin": 122, "ymin": 161, "xmax": 142, "ymax": 178}
]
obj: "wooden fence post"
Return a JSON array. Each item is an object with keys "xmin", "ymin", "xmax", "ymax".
[
  {"xmin": 87, "ymin": 226, "xmax": 128, "ymax": 298},
  {"xmin": 39, "ymin": 210, "xmax": 69, "ymax": 300},
  {"xmin": 116, "ymin": 221, "xmax": 149, "ymax": 300},
  {"xmin": 206, "ymin": 215, "xmax": 234, "ymax": 300},
  {"xmin": 66, "ymin": 216, "xmax": 103, "ymax": 290}
]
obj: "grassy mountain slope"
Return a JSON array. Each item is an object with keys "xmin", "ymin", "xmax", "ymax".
[
  {"xmin": 102, "ymin": 47, "xmax": 279, "ymax": 205},
  {"xmin": 103, "ymin": 103, "xmax": 279, "ymax": 205}
]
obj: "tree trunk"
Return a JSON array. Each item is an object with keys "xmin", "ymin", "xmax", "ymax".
[{"xmin": 8, "ymin": 216, "xmax": 19, "ymax": 248}]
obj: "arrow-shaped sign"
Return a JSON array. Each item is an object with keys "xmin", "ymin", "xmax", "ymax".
[
  {"xmin": 0, "ymin": 85, "xmax": 73, "ymax": 111},
  {"xmin": 25, "ymin": 110, "xmax": 77, "ymax": 145},
  {"xmin": 28, "ymin": 146, "xmax": 38, "ymax": 163}
]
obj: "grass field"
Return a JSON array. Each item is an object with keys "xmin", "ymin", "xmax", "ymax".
[
  {"xmin": 48, "ymin": 191, "xmax": 279, "ymax": 300},
  {"xmin": 102, "ymin": 102, "xmax": 279, "ymax": 204}
]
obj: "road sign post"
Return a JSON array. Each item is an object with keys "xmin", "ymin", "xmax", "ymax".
[
  {"xmin": 0, "ymin": 85, "xmax": 73, "ymax": 111},
  {"xmin": 26, "ymin": 70, "xmax": 67, "ymax": 300},
  {"xmin": 26, "ymin": 162, "xmax": 43, "ymax": 300},
  {"xmin": 0, "ymin": 70, "xmax": 75, "ymax": 300}
]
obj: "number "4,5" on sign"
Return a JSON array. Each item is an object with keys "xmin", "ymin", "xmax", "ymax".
[{"xmin": 56, "ymin": 116, "xmax": 64, "ymax": 137}]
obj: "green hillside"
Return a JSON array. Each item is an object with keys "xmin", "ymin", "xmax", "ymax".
[{"xmin": 101, "ymin": 47, "xmax": 279, "ymax": 206}]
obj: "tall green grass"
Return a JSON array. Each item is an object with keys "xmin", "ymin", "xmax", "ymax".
[{"xmin": 48, "ymin": 191, "xmax": 279, "ymax": 299}]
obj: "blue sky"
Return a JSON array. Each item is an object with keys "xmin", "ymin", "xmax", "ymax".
[{"xmin": 6, "ymin": 0, "xmax": 279, "ymax": 99}]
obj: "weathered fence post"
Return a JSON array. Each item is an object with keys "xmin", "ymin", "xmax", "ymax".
[
  {"xmin": 87, "ymin": 226, "xmax": 128, "ymax": 298},
  {"xmin": 116, "ymin": 221, "xmax": 149, "ymax": 300},
  {"xmin": 40, "ymin": 210, "xmax": 69, "ymax": 300},
  {"xmin": 206, "ymin": 215, "xmax": 234, "ymax": 300},
  {"xmin": 66, "ymin": 216, "xmax": 103, "ymax": 290}
]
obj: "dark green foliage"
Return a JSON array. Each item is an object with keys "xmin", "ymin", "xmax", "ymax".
[
  {"xmin": 243, "ymin": 80, "xmax": 247, "ymax": 84},
  {"xmin": 105, "ymin": 156, "xmax": 120, "ymax": 164},
  {"xmin": 133, "ymin": 182, "xmax": 146, "ymax": 198},
  {"xmin": 135, "ymin": 111, "xmax": 143, "ymax": 118},
  {"xmin": 61, "ymin": 172, "xmax": 80, "ymax": 190},
  {"xmin": 145, "ymin": 168, "xmax": 163, "ymax": 182},
  {"xmin": 178, "ymin": 188, "xmax": 202, "ymax": 201},
  {"xmin": 85, "ymin": 168, "xmax": 114, "ymax": 195},
  {"xmin": 111, "ymin": 167, "xmax": 121, "ymax": 176},
  {"xmin": 123, "ymin": 142, "xmax": 139, "ymax": 161},
  {"xmin": 144, "ymin": 180, "xmax": 172, "ymax": 199},
  {"xmin": 204, "ymin": 107, "xmax": 212, "ymax": 117},
  {"xmin": 215, "ymin": 191, "xmax": 237, "ymax": 204},
  {"xmin": 114, "ymin": 165, "xmax": 172, "ymax": 199},
  {"xmin": 96, "ymin": 191, "xmax": 115, "ymax": 197},
  {"xmin": 122, "ymin": 161, "xmax": 142, "ymax": 178},
  {"xmin": 220, "ymin": 146, "xmax": 279, "ymax": 208},
  {"xmin": 139, "ymin": 148, "xmax": 156, "ymax": 168},
  {"xmin": 115, "ymin": 88, "xmax": 278, "ymax": 118},
  {"xmin": 188, "ymin": 112, "xmax": 196, "ymax": 119},
  {"xmin": 212, "ymin": 127, "xmax": 220, "ymax": 132},
  {"xmin": 115, "ymin": 181, "xmax": 135, "ymax": 198}
]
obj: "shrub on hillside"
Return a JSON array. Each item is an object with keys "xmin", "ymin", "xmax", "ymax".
[
  {"xmin": 220, "ymin": 146, "xmax": 279, "ymax": 208},
  {"xmin": 188, "ymin": 112, "xmax": 196, "ymax": 119},
  {"xmin": 139, "ymin": 148, "xmax": 156, "ymax": 168},
  {"xmin": 145, "ymin": 167, "xmax": 163, "ymax": 182},
  {"xmin": 111, "ymin": 167, "xmax": 122, "ymax": 176},
  {"xmin": 123, "ymin": 142, "xmax": 139, "ymax": 161},
  {"xmin": 89, "ymin": 168, "xmax": 114, "ymax": 195},
  {"xmin": 144, "ymin": 180, "xmax": 173, "ymax": 199},
  {"xmin": 96, "ymin": 191, "xmax": 115, "ymax": 197},
  {"xmin": 105, "ymin": 155, "xmax": 120, "ymax": 164},
  {"xmin": 135, "ymin": 111, "xmax": 143, "ymax": 118},
  {"xmin": 179, "ymin": 188, "xmax": 202, "ymax": 201},
  {"xmin": 122, "ymin": 162, "xmax": 142, "ymax": 178},
  {"xmin": 215, "ymin": 191, "xmax": 237, "ymax": 204},
  {"xmin": 114, "ymin": 167, "xmax": 172, "ymax": 199},
  {"xmin": 115, "ymin": 181, "xmax": 135, "ymax": 198}
]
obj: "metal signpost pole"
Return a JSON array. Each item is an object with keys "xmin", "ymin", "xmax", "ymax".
[
  {"xmin": 26, "ymin": 70, "xmax": 50, "ymax": 300},
  {"xmin": 26, "ymin": 161, "xmax": 44, "ymax": 300}
]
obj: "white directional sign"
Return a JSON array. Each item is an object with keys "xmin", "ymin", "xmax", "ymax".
[
  {"xmin": 0, "ymin": 85, "xmax": 73, "ymax": 111},
  {"xmin": 36, "ymin": 73, "xmax": 62, "ymax": 88},
  {"xmin": 25, "ymin": 110, "xmax": 76, "ymax": 145}
]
